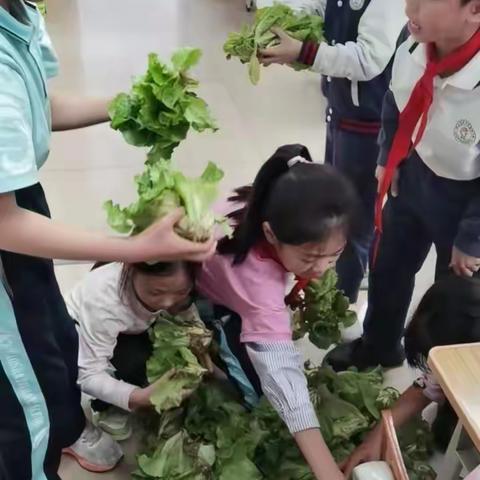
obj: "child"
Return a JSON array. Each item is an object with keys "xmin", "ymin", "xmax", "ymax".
[
  {"xmin": 0, "ymin": 2, "xmax": 214, "ymax": 479},
  {"xmin": 62, "ymin": 261, "xmax": 197, "ymax": 472},
  {"xmin": 326, "ymin": 0, "xmax": 480, "ymax": 371},
  {"xmin": 197, "ymin": 144, "xmax": 359, "ymax": 480},
  {"xmin": 340, "ymin": 274, "xmax": 480, "ymax": 479},
  {"xmin": 258, "ymin": 0, "xmax": 407, "ymax": 302}
]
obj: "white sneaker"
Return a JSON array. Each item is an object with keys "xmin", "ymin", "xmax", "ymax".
[
  {"xmin": 93, "ymin": 406, "xmax": 133, "ymax": 441},
  {"xmin": 63, "ymin": 422, "xmax": 123, "ymax": 473}
]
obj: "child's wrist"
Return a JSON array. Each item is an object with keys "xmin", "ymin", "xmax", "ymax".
[
  {"xmin": 298, "ymin": 41, "xmax": 320, "ymax": 66},
  {"xmin": 129, "ymin": 388, "xmax": 146, "ymax": 410}
]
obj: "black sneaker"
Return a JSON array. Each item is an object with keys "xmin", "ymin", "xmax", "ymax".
[{"xmin": 323, "ymin": 338, "xmax": 405, "ymax": 372}]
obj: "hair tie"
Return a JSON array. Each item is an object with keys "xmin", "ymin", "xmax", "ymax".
[{"xmin": 287, "ymin": 155, "xmax": 310, "ymax": 168}]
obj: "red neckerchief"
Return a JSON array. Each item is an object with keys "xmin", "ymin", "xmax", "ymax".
[
  {"xmin": 256, "ymin": 240, "xmax": 311, "ymax": 308},
  {"xmin": 374, "ymin": 30, "xmax": 480, "ymax": 261}
]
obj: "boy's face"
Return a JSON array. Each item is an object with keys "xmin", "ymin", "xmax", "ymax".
[{"xmin": 405, "ymin": 0, "xmax": 480, "ymax": 44}]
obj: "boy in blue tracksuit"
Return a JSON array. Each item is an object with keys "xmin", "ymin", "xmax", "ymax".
[
  {"xmin": 260, "ymin": 0, "xmax": 407, "ymax": 302},
  {"xmin": 326, "ymin": 0, "xmax": 480, "ymax": 370}
]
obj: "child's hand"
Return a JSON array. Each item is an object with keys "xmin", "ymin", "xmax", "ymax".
[
  {"xmin": 129, "ymin": 369, "xmax": 176, "ymax": 410},
  {"xmin": 130, "ymin": 209, "xmax": 217, "ymax": 263},
  {"xmin": 259, "ymin": 28, "xmax": 302, "ymax": 66},
  {"xmin": 129, "ymin": 369, "xmax": 195, "ymax": 410},
  {"xmin": 450, "ymin": 246, "xmax": 480, "ymax": 277},
  {"xmin": 339, "ymin": 425, "xmax": 383, "ymax": 479},
  {"xmin": 376, "ymin": 165, "xmax": 399, "ymax": 197}
]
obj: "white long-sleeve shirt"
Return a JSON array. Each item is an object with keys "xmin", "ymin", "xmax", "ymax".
[{"xmin": 66, "ymin": 263, "xmax": 161, "ymax": 411}]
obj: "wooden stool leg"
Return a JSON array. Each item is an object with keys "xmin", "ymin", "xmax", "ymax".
[{"xmin": 438, "ymin": 421, "xmax": 464, "ymax": 480}]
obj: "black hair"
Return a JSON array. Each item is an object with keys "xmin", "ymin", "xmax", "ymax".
[
  {"xmin": 91, "ymin": 261, "xmax": 193, "ymax": 304},
  {"xmin": 405, "ymin": 274, "xmax": 480, "ymax": 370},
  {"xmin": 119, "ymin": 261, "xmax": 193, "ymax": 301},
  {"xmin": 218, "ymin": 144, "xmax": 358, "ymax": 264}
]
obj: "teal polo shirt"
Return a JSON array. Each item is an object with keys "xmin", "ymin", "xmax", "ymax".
[
  {"xmin": 0, "ymin": 4, "xmax": 59, "ymax": 479},
  {"xmin": 0, "ymin": 1, "xmax": 58, "ymax": 194}
]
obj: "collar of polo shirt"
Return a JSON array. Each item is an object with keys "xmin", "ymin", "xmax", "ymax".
[
  {"xmin": 409, "ymin": 38, "xmax": 480, "ymax": 91},
  {"xmin": 0, "ymin": 2, "xmax": 38, "ymax": 45}
]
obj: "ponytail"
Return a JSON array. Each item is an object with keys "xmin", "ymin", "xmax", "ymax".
[
  {"xmin": 218, "ymin": 145, "xmax": 312, "ymax": 263},
  {"xmin": 218, "ymin": 144, "xmax": 356, "ymax": 264}
]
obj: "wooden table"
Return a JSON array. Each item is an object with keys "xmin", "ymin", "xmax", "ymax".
[{"xmin": 429, "ymin": 343, "xmax": 480, "ymax": 479}]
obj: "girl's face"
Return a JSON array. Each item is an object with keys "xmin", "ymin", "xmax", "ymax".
[
  {"xmin": 132, "ymin": 268, "xmax": 193, "ymax": 314},
  {"xmin": 405, "ymin": 0, "xmax": 480, "ymax": 46},
  {"xmin": 263, "ymin": 222, "xmax": 347, "ymax": 279}
]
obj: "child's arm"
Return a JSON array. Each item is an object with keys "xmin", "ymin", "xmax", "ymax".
[
  {"xmin": 246, "ymin": 342, "xmax": 343, "ymax": 480},
  {"xmin": 77, "ymin": 316, "xmax": 138, "ymax": 411},
  {"xmin": 261, "ymin": 0, "xmax": 406, "ymax": 82},
  {"xmin": 76, "ymin": 311, "xmax": 171, "ymax": 411},
  {"xmin": 295, "ymin": 429, "xmax": 345, "ymax": 480},
  {"xmin": 341, "ymin": 385, "xmax": 431, "ymax": 478},
  {"xmin": 0, "ymin": 193, "xmax": 215, "ymax": 263},
  {"xmin": 50, "ymin": 94, "xmax": 110, "ymax": 131}
]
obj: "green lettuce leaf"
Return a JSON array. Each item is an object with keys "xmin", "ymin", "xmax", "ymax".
[
  {"xmin": 224, "ymin": 4, "xmax": 324, "ymax": 84},
  {"xmin": 109, "ymin": 48, "xmax": 217, "ymax": 161},
  {"xmin": 293, "ymin": 269, "xmax": 358, "ymax": 350},
  {"xmin": 145, "ymin": 317, "xmax": 211, "ymax": 414},
  {"xmin": 105, "ymin": 160, "xmax": 226, "ymax": 242},
  {"xmin": 135, "ymin": 431, "xmax": 214, "ymax": 479},
  {"xmin": 136, "ymin": 354, "xmax": 435, "ymax": 480}
]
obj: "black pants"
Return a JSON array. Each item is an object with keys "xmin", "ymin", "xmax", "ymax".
[
  {"xmin": 363, "ymin": 155, "xmax": 480, "ymax": 357},
  {"xmin": 325, "ymin": 123, "xmax": 379, "ymax": 303},
  {"xmin": 91, "ymin": 332, "xmax": 153, "ymax": 412},
  {"xmin": 0, "ymin": 184, "xmax": 85, "ymax": 480}
]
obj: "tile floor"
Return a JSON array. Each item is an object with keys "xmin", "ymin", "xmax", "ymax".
[{"xmin": 42, "ymin": 0, "xmax": 438, "ymax": 478}]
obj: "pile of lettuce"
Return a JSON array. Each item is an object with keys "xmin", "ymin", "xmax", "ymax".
[
  {"xmin": 109, "ymin": 48, "xmax": 217, "ymax": 163},
  {"xmin": 134, "ymin": 364, "xmax": 436, "ymax": 480},
  {"xmin": 293, "ymin": 269, "xmax": 357, "ymax": 350},
  {"xmin": 105, "ymin": 160, "xmax": 228, "ymax": 242},
  {"xmin": 224, "ymin": 4, "xmax": 324, "ymax": 84}
]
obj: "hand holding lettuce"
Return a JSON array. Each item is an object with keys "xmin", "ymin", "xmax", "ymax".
[
  {"xmin": 145, "ymin": 315, "xmax": 212, "ymax": 414},
  {"xmin": 106, "ymin": 48, "xmax": 226, "ymax": 248},
  {"xmin": 224, "ymin": 4, "xmax": 323, "ymax": 84},
  {"xmin": 105, "ymin": 160, "xmax": 228, "ymax": 242}
]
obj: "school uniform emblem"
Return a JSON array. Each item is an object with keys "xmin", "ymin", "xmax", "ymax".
[
  {"xmin": 454, "ymin": 120, "xmax": 477, "ymax": 146},
  {"xmin": 349, "ymin": 0, "xmax": 365, "ymax": 10}
]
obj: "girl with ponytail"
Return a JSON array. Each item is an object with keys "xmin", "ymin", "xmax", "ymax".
[{"xmin": 197, "ymin": 144, "xmax": 359, "ymax": 480}]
